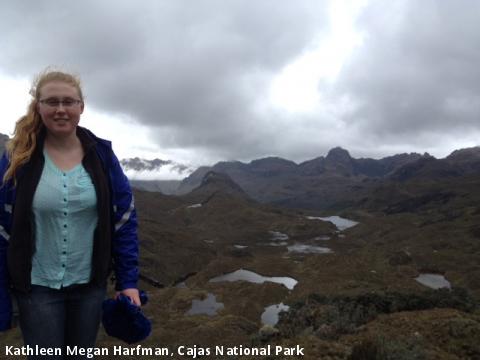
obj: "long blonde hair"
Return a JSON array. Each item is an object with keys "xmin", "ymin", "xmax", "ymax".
[{"xmin": 3, "ymin": 70, "xmax": 83, "ymax": 184}]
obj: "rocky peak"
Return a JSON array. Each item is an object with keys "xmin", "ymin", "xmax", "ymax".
[
  {"xmin": 326, "ymin": 147, "xmax": 352, "ymax": 161},
  {"xmin": 325, "ymin": 147, "xmax": 355, "ymax": 175}
]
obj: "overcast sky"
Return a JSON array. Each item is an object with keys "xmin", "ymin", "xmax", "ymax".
[{"xmin": 0, "ymin": 0, "xmax": 479, "ymax": 178}]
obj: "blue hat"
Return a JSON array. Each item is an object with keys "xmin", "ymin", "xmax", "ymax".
[{"xmin": 102, "ymin": 290, "xmax": 151, "ymax": 344}]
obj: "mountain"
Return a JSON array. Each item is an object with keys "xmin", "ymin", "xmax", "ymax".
[
  {"xmin": 354, "ymin": 152, "xmax": 427, "ymax": 177},
  {"xmin": 178, "ymin": 147, "xmax": 431, "ymax": 210},
  {"xmin": 187, "ymin": 171, "xmax": 250, "ymax": 201},
  {"xmin": 324, "ymin": 147, "xmax": 356, "ymax": 176},
  {"xmin": 297, "ymin": 148, "xmax": 427, "ymax": 178},
  {"xmin": 177, "ymin": 146, "xmax": 480, "ymax": 211},
  {"xmin": 388, "ymin": 155, "xmax": 462, "ymax": 181},
  {"xmin": 387, "ymin": 147, "xmax": 480, "ymax": 182},
  {"xmin": 355, "ymin": 147, "xmax": 480, "ymax": 216},
  {"xmin": 445, "ymin": 146, "xmax": 480, "ymax": 175},
  {"xmin": 175, "ymin": 165, "xmax": 212, "ymax": 194},
  {"xmin": 447, "ymin": 146, "xmax": 480, "ymax": 162}
]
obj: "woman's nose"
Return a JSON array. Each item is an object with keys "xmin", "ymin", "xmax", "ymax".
[{"xmin": 55, "ymin": 104, "xmax": 67, "ymax": 112}]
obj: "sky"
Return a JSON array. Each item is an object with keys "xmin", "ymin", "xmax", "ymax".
[{"xmin": 0, "ymin": 0, "xmax": 479, "ymax": 179}]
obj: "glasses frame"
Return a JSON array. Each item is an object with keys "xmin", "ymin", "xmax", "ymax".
[{"xmin": 38, "ymin": 98, "xmax": 83, "ymax": 108}]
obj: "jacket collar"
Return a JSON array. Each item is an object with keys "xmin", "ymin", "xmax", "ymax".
[{"xmin": 76, "ymin": 126, "xmax": 98, "ymax": 152}]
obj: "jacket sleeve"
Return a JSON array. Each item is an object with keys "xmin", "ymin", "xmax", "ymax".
[
  {"xmin": 0, "ymin": 153, "xmax": 12, "ymax": 331},
  {"xmin": 108, "ymin": 150, "xmax": 139, "ymax": 291}
]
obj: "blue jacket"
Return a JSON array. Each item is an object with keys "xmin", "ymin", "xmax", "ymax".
[{"xmin": 0, "ymin": 127, "xmax": 139, "ymax": 331}]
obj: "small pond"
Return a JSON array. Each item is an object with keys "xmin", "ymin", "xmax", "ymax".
[
  {"xmin": 270, "ymin": 231, "xmax": 289, "ymax": 241},
  {"xmin": 313, "ymin": 235, "xmax": 330, "ymax": 241},
  {"xmin": 307, "ymin": 215, "xmax": 358, "ymax": 231},
  {"xmin": 268, "ymin": 241, "xmax": 288, "ymax": 247},
  {"xmin": 261, "ymin": 303, "xmax": 290, "ymax": 326},
  {"xmin": 185, "ymin": 293, "xmax": 224, "ymax": 316},
  {"xmin": 287, "ymin": 244, "xmax": 332, "ymax": 254},
  {"xmin": 266, "ymin": 231, "xmax": 289, "ymax": 247},
  {"xmin": 234, "ymin": 245, "xmax": 248, "ymax": 249},
  {"xmin": 209, "ymin": 269, "xmax": 298, "ymax": 290},
  {"xmin": 415, "ymin": 273, "xmax": 451, "ymax": 289},
  {"xmin": 187, "ymin": 203, "xmax": 202, "ymax": 208}
]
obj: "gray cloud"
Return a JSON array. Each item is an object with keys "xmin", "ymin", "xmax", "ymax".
[
  {"xmin": 335, "ymin": 0, "xmax": 480, "ymax": 147},
  {"xmin": 1, "ymin": 0, "xmax": 479, "ymax": 164},
  {"xmin": 0, "ymin": 0, "xmax": 329, "ymax": 162}
]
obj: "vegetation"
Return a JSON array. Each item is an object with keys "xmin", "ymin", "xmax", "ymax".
[
  {"xmin": 278, "ymin": 287, "xmax": 477, "ymax": 340},
  {"xmin": 349, "ymin": 336, "xmax": 427, "ymax": 360}
]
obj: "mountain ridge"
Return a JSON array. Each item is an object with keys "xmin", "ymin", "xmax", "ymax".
[
  {"xmin": 177, "ymin": 146, "xmax": 480, "ymax": 210},
  {"xmin": 179, "ymin": 146, "xmax": 433, "ymax": 193}
]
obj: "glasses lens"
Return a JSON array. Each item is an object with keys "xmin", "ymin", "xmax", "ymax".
[
  {"xmin": 41, "ymin": 98, "xmax": 80, "ymax": 107},
  {"xmin": 44, "ymin": 99, "xmax": 61, "ymax": 107},
  {"xmin": 62, "ymin": 99, "xmax": 76, "ymax": 107}
]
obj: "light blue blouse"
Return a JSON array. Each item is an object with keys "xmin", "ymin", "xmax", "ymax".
[{"xmin": 31, "ymin": 150, "xmax": 98, "ymax": 289}]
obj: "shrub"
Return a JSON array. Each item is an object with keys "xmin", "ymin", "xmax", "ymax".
[{"xmin": 278, "ymin": 287, "xmax": 477, "ymax": 339}]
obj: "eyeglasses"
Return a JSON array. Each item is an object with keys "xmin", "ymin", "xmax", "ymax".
[{"xmin": 38, "ymin": 98, "xmax": 83, "ymax": 108}]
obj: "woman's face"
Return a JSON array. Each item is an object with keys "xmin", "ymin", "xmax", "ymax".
[{"xmin": 36, "ymin": 81, "xmax": 84, "ymax": 137}]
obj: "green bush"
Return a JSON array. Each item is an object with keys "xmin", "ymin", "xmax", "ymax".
[{"xmin": 279, "ymin": 287, "xmax": 477, "ymax": 339}]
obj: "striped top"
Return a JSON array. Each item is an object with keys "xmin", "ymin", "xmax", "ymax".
[{"xmin": 31, "ymin": 150, "xmax": 98, "ymax": 289}]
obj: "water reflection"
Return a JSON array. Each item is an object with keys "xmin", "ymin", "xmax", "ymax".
[
  {"xmin": 266, "ymin": 230, "xmax": 289, "ymax": 247},
  {"xmin": 185, "ymin": 293, "xmax": 224, "ymax": 316},
  {"xmin": 269, "ymin": 241, "xmax": 288, "ymax": 247},
  {"xmin": 261, "ymin": 303, "xmax": 290, "ymax": 326},
  {"xmin": 313, "ymin": 235, "xmax": 330, "ymax": 241},
  {"xmin": 287, "ymin": 244, "xmax": 332, "ymax": 254},
  {"xmin": 269, "ymin": 231, "xmax": 289, "ymax": 241},
  {"xmin": 234, "ymin": 245, "xmax": 248, "ymax": 249},
  {"xmin": 415, "ymin": 273, "xmax": 451, "ymax": 289},
  {"xmin": 187, "ymin": 203, "xmax": 202, "ymax": 208},
  {"xmin": 209, "ymin": 269, "xmax": 298, "ymax": 290},
  {"xmin": 306, "ymin": 215, "xmax": 358, "ymax": 231}
]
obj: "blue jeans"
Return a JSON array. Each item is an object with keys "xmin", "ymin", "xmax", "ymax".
[{"xmin": 14, "ymin": 283, "xmax": 106, "ymax": 360}]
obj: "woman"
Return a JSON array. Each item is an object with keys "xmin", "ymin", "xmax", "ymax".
[{"xmin": 0, "ymin": 70, "xmax": 140, "ymax": 356}]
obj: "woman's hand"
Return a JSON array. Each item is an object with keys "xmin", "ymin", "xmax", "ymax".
[{"xmin": 116, "ymin": 288, "xmax": 141, "ymax": 306}]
